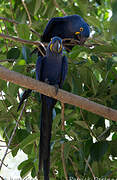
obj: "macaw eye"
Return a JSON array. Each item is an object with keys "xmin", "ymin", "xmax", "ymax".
[{"xmin": 80, "ymin": 27, "xmax": 84, "ymax": 32}]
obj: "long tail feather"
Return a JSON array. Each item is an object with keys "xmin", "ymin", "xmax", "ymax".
[{"xmin": 39, "ymin": 95, "xmax": 56, "ymax": 180}]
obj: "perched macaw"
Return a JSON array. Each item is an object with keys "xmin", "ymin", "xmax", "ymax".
[
  {"xmin": 36, "ymin": 36, "xmax": 68, "ymax": 180},
  {"xmin": 18, "ymin": 37, "xmax": 68, "ymax": 180}
]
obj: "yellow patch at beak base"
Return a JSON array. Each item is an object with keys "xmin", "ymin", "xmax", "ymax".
[
  {"xmin": 50, "ymin": 44, "xmax": 53, "ymax": 51},
  {"xmin": 75, "ymin": 32, "xmax": 80, "ymax": 35}
]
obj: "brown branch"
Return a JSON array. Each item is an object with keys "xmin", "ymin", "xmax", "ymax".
[
  {"xmin": 0, "ymin": 16, "xmax": 19, "ymax": 24},
  {"xmin": 0, "ymin": 140, "xmax": 5, "ymax": 142},
  {"xmin": 53, "ymin": 0, "xmax": 67, "ymax": 16},
  {"xmin": 0, "ymin": 33, "xmax": 45, "ymax": 49},
  {"xmin": 72, "ymin": 145, "xmax": 96, "ymax": 179},
  {"xmin": 30, "ymin": 28, "xmax": 41, "ymax": 38},
  {"xmin": 0, "ymin": 65, "xmax": 117, "ymax": 122},
  {"xmin": 84, "ymin": 158, "xmax": 96, "ymax": 179},
  {"xmin": 0, "ymin": 101, "xmax": 26, "ymax": 170},
  {"xmin": 68, "ymin": 156, "xmax": 80, "ymax": 179},
  {"xmin": 0, "ymin": 159, "xmax": 8, "ymax": 168},
  {"xmin": 61, "ymin": 103, "xmax": 68, "ymax": 180},
  {"xmin": 0, "ymin": 59, "xmax": 16, "ymax": 63},
  {"xmin": 0, "ymin": 17, "xmax": 41, "ymax": 38},
  {"xmin": 0, "ymin": 175, "xmax": 4, "ymax": 180},
  {"xmin": 80, "ymin": 109, "xmax": 99, "ymax": 142},
  {"xmin": 22, "ymin": 0, "xmax": 32, "ymax": 26}
]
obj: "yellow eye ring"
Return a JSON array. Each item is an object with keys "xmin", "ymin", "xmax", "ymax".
[{"xmin": 80, "ymin": 27, "xmax": 84, "ymax": 32}]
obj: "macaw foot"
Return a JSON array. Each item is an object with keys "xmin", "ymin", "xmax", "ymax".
[
  {"xmin": 54, "ymin": 84, "xmax": 59, "ymax": 95},
  {"xmin": 44, "ymin": 78, "xmax": 59, "ymax": 95},
  {"xmin": 44, "ymin": 78, "xmax": 50, "ymax": 84}
]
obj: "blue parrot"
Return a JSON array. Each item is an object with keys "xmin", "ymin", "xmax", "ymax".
[
  {"xmin": 36, "ymin": 36, "xmax": 68, "ymax": 179},
  {"xmin": 31, "ymin": 14, "xmax": 90, "ymax": 55},
  {"xmin": 18, "ymin": 37, "xmax": 67, "ymax": 179},
  {"xmin": 42, "ymin": 14, "xmax": 90, "ymax": 46}
]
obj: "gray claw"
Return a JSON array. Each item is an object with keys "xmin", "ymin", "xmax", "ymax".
[{"xmin": 54, "ymin": 84, "xmax": 59, "ymax": 95}]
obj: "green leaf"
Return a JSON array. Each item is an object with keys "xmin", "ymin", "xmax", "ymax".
[
  {"xmin": 110, "ymin": 139, "xmax": 117, "ymax": 157},
  {"xmin": 18, "ymin": 133, "xmax": 39, "ymax": 150},
  {"xmin": 34, "ymin": 0, "xmax": 41, "ymax": 15},
  {"xmin": 17, "ymin": 59, "xmax": 26, "ymax": 65},
  {"xmin": 91, "ymin": 45, "xmax": 117, "ymax": 53},
  {"xmin": 90, "ymin": 141, "xmax": 108, "ymax": 161},
  {"xmin": 7, "ymin": 48, "xmax": 20, "ymax": 59},
  {"xmin": 17, "ymin": 24, "xmax": 30, "ymax": 40},
  {"xmin": 19, "ymin": 161, "xmax": 33, "ymax": 178},
  {"xmin": 90, "ymin": 55, "xmax": 99, "ymax": 63},
  {"xmin": 107, "ymin": 58, "xmax": 113, "ymax": 71},
  {"xmin": 74, "ymin": 121, "xmax": 89, "ymax": 129}
]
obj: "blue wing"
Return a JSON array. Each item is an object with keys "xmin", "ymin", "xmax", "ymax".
[
  {"xmin": 60, "ymin": 55, "xmax": 68, "ymax": 88},
  {"xmin": 41, "ymin": 17, "xmax": 67, "ymax": 42},
  {"xmin": 36, "ymin": 56, "xmax": 44, "ymax": 81}
]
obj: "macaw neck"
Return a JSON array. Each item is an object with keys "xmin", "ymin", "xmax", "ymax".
[{"xmin": 46, "ymin": 48, "xmax": 63, "ymax": 60}]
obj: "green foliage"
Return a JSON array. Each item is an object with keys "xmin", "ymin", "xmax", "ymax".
[{"xmin": 0, "ymin": 0, "xmax": 117, "ymax": 179}]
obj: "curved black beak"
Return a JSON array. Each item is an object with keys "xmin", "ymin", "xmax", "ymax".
[
  {"xmin": 79, "ymin": 36, "xmax": 87, "ymax": 45},
  {"xmin": 76, "ymin": 34, "xmax": 87, "ymax": 45}
]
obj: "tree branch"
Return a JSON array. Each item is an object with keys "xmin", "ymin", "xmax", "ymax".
[
  {"xmin": 0, "ymin": 16, "xmax": 19, "ymax": 24},
  {"xmin": 0, "ymin": 59, "xmax": 16, "ymax": 63},
  {"xmin": 0, "ymin": 65, "xmax": 117, "ymax": 122},
  {"xmin": 0, "ymin": 33, "xmax": 45, "ymax": 47},
  {"xmin": 21, "ymin": 0, "xmax": 32, "ymax": 26}
]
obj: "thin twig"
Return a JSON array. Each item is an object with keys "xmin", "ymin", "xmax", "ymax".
[
  {"xmin": 53, "ymin": 0, "xmax": 67, "ymax": 16},
  {"xmin": 0, "ymin": 175, "xmax": 4, "ymax": 180},
  {"xmin": 22, "ymin": 0, "xmax": 32, "ymax": 26},
  {"xmin": 0, "ymin": 101, "xmax": 26, "ymax": 170},
  {"xmin": 0, "ymin": 16, "xmax": 41, "ymax": 38},
  {"xmin": 3, "ymin": 21, "xmax": 13, "ymax": 49},
  {"xmin": 30, "ymin": 28, "xmax": 41, "ymax": 38},
  {"xmin": 80, "ymin": 109, "xmax": 99, "ymax": 142},
  {"xmin": 9, "ymin": 0, "xmax": 17, "ymax": 34},
  {"xmin": 0, "ymin": 33, "xmax": 46, "ymax": 49},
  {"xmin": 84, "ymin": 158, "xmax": 96, "ymax": 179},
  {"xmin": 61, "ymin": 102, "xmax": 68, "ymax": 180},
  {"xmin": 68, "ymin": 156, "xmax": 80, "ymax": 179},
  {"xmin": 0, "ymin": 140, "xmax": 5, "ymax": 142},
  {"xmin": 0, "ymin": 159, "xmax": 8, "ymax": 168},
  {"xmin": 0, "ymin": 16, "xmax": 19, "ymax": 24},
  {"xmin": 0, "ymin": 59, "xmax": 16, "ymax": 63},
  {"xmin": 72, "ymin": 145, "xmax": 96, "ymax": 179}
]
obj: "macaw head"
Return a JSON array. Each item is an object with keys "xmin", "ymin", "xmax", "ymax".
[
  {"xmin": 74, "ymin": 17, "xmax": 90, "ymax": 45},
  {"xmin": 49, "ymin": 36, "xmax": 63, "ymax": 54}
]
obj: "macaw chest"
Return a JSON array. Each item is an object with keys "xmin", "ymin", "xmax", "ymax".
[{"xmin": 42, "ymin": 59, "xmax": 62, "ymax": 84}]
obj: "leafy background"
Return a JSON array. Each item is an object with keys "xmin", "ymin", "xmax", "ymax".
[{"xmin": 0, "ymin": 0, "xmax": 117, "ymax": 179}]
